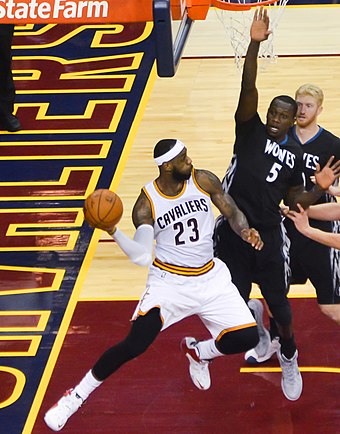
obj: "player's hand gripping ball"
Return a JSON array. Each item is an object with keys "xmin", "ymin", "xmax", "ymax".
[{"xmin": 83, "ymin": 189, "xmax": 123, "ymax": 232}]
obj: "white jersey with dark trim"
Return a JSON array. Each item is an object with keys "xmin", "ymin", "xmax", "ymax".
[{"xmin": 143, "ymin": 170, "xmax": 214, "ymax": 268}]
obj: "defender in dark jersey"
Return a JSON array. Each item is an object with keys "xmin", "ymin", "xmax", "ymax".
[
  {"xmin": 214, "ymin": 9, "xmax": 340, "ymax": 402},
  {"xmin": 245, "ymin": 85, "xmax": 340, "ymax": 364},
  {"xmin": 286, "ymin": 84, "xmax": 340, "ymax": 323}
]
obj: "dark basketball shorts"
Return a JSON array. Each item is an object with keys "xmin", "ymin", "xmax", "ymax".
[
  {"xmin": 214, "ymin": 217, "xmax": 291, "ymax": 311},
  {"xmin": 285, "ymin": 219, "xmax": 340, "ymax": 305}
]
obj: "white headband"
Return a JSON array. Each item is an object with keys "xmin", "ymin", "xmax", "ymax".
[{"xmin": 154, "ymin": 140, "xmax": 185, "ymax": 166}]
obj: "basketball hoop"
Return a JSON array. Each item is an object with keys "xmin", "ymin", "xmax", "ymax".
[{"xmin": 212, "ymin": 0, "xmax": 289, "ymax": 70}]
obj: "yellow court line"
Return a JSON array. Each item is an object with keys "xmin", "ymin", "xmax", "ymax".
[
  {"xmin": 79, "ymin": 297, "xmax": 140, "ymax": 302},
  {"xmin": 23, "ymin": 62, "xmax": 158, "ymax": 434},
  {"xmin": 0, "ymin": 311, "xmax": 50, "ymax": 332},
  {"xmin": 0, "ymin": 140, "xmax": 112, "ymax": 160},
  {"xmin": 241, "ymin": 366, "xmax": 340, "ymax": 374}
]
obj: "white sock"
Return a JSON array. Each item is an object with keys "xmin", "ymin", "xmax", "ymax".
[
  {"xmin": 195, "ymin": 339, "xmax": 224, "ymax": 361},
  {"xmin": 74, "ymin": 370, "xmax": 103, "ymax": 401}
]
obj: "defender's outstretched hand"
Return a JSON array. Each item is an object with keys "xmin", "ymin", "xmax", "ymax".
[
  {"xmin": 250, "ymin": 7, "xmax": 272, "ymax": 42},
  {"xmin": 314, "ymin": 156, "xmax": 340, "ymax": 190},
  {"xmin": 285, "ymin": 204, "xmax": 310, "ymax": 235},
  {"xmin": 241, "ymin": 228, "xmax": 264, "ymax": 250}
]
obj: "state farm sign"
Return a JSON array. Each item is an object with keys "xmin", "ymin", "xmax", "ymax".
[{"xmin": 0, "ymin": 0, "xmax": 153, "ymax": 23}]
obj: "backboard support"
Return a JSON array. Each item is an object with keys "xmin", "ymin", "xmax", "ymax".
[
  {"xmin": 1, "ymin": 0, "xmax": 212, "ymax": 77},
  {"xmin": 153, "ymin": 0, "xmax": 194, "ymax": 77}
]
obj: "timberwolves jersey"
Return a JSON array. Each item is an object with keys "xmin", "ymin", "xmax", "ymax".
[
  {"xmin": 286, "ymin": 126, "xmax": 340, "ymax": 300},
  {"xmin": 222, "ymin": 113, "xmax": 304, "ymax": 228},
  {"xmin": 289, "ymin": 126, "xmax": 340, "ymax": 204},
  {"xmin": 142, "ymin": 170, "xmax": 214, "ymax": 268}
]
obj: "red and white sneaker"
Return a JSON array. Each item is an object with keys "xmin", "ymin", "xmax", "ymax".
[
  {"xmin": 180, "ymin": 337, "xmax": 211, "ymax": 390},
  {"xmin": 44, "ymin": 389, "xmax": 83, "ymax": 431}
]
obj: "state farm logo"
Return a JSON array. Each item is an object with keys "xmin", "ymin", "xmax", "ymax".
[{"xmin": 0, "ymin": 0, "xmax": 109, "ymax": 20}]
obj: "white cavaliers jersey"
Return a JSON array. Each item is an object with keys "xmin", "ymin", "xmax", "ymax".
[{"xmin": 142, "ymin": 170, "xmax": 215, "ymax": 270}]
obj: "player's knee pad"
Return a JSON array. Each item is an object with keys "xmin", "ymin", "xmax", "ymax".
[{"xmin": 216, "ymin": 325, "xmax": 259, "ymax": 355}]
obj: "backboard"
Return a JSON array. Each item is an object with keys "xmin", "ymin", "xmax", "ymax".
[{"xmin": 1, "ymin": 0, "xmax": 211, "ymax": 77}]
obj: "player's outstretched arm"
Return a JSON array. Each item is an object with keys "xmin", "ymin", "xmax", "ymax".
[
  {"xmin": 285, "ymin": 203, "xmax": 340, "ymax": 249},
  {"xmin": 284, "ymin": 202, "xmax": 340, "ymax": 222},
  {"xmin": 196, "ymin": 169, "xmax": 263, "ymax": 250},
  {"xmin": 308, "ymin": 202, "xmax": 340, "ymax": 221},
  {"xmin": 235, "ymin": 8, "xmax": 271, "ymax": 123},
  {"xmin": 286, "ymin": 156, "xmax": 340, "ymax": 210}
]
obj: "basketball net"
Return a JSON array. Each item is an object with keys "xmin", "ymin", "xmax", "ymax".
[{"xmin": 214, "ymin": 0, "xmax": 289, "ymax": 70}]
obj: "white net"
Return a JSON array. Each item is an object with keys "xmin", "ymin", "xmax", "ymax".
[{"xmin": 214, "ymin": 0, "xmax": 289, "ymax": 70}]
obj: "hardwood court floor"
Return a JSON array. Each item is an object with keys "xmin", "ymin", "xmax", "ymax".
[
  {"xmin": 81, "ymin": 5, "xmax": 340, "ymax": 301},
  {"xmin": 81, "ymin": 56, "xmax": 340, "ymax": 301}
]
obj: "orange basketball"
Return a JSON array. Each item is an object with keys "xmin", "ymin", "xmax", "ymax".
[{"xmin": 83, "ymin": 189, "xmax": 123, "ymax": 230}]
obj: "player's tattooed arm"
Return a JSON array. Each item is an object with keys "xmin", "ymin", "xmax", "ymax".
[
  {"xmin": 195, "ymin": 169, "xmax": 263, "ymax": 250},
  {"xmin": 132, "ymin": 190, "xmax": 154, "ymax": 228},
  {"xmin": 108, "ymin": 190, "xmax": 154, "ymax": 267}
]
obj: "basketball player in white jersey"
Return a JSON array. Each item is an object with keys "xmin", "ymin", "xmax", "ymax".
[{"xmin": 44, "ymin": 138, "xmax": 264, "ymax": 431}]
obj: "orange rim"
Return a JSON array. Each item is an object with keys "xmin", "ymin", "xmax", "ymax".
[{"xmin": 211, "ymin": 0, "xmax": 278, "ymax": 11}]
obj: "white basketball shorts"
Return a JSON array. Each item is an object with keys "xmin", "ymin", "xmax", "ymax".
[{"xmin": 132, "ymin": 258, "xmax": 255, "ymax": 338}]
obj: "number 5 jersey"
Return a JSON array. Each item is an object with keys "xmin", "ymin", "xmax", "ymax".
[{"xmin": 222, "ymin": 113, "xmax": 304, "ymax": 228}]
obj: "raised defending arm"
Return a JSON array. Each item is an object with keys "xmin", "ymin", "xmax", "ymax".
[{"xmin": 235, "ymin": 8, "xmax": 271, "ymax": 123}]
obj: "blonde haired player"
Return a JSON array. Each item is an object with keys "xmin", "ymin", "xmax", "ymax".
[
  {"xmin": 44, "ymin": 139, "xmax": 263, "ymax": 431},
  {"xmin": 286, "ymin": 84, "xmax": 340, "ymax": 324}
]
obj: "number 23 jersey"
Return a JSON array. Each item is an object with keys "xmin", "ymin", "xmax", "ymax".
[{"xmin": 142, "ymin": 169, "xmax": 215, "ymax": 268}]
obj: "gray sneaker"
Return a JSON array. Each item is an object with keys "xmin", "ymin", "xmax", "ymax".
[
  {"xmin": 245, "ymin": 299, "xmax": 272, "ymax": 361},
  {"xmin": 277, "ymin": 350, "xmax": 303, "ymax": 401},
  {"xmin": 245, "ymin": 337, "xmax": 281, "ymax": 364}
]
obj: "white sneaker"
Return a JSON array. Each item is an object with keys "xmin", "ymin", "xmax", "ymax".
[
  {"xmin": 44, "ymin": 388, "xmax": 83, "ymax": 431},
  {"xmin": 277, "ymin": 350, "xmax": 303, "ymax": 401},
  {"xmin": 245, "ymin": 299, "xmax": 279, "ymax": 363},
  {"xmin": 245, "ymin": 337, "xmax": 281, "ymax": 364},
  {"xmin": 180, "ymin": 337, "xmax": 211, "ymax": 390}
]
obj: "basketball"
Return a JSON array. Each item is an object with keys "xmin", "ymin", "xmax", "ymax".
[{"xmin": 83, "ymin": 189, "xmax": 123, "ymax": 230}]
